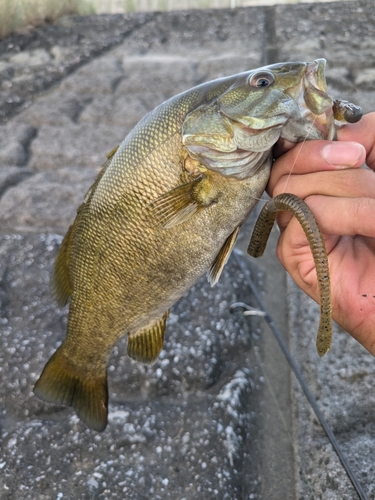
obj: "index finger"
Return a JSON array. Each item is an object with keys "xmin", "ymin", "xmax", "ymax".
[{"xmin": 267, "ymin": 139, "xmax": 365, "ymax": 196}]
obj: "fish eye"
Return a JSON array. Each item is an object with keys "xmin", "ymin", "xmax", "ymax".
[{"xmin": 248, "ymin": 71, "xmax": 275, "ymax": 88}]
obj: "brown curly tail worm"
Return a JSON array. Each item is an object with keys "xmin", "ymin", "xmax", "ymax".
[{"xmin": 247, "ymin": 193, "xmax": 332, "ymax": 357}]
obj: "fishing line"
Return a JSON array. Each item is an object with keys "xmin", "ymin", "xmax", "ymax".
[
  {"xmin": 246, "ymin": 115, "xmax": 318, "ymax": 205},
  {"xmin": 281, "ymin": 115, "xmax": 318, "ymax": 195},
  {"xmin": 230, "ymin": 300, "xmax": 315, "ymax": 498},
  {"xmin": 232, "ymin": 249, "xmax": 369, "ymax": 500}
]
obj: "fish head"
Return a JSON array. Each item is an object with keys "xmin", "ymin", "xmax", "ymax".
[
  {"xmin": 182, "ymin": 59, "xmax": 337, "ymax": 179},
  {"xmin": 275, "ymin": 58, "xmax": 335, "ymax": 142},
  {"xmin": 215, "ymin": 60, "xmax": 334, "ymax": 138}
]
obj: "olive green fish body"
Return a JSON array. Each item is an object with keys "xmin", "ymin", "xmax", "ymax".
[
  {"xmin": 65, "ymin": 144, "xmax": 271, "ymax": 364},
  {"xmin": 57, "ymin": 75, "xmax": 276, "ymax": 362},
  {"xmin": 35, "ymin": 59, "xmax": 349, "ymax": 431}
]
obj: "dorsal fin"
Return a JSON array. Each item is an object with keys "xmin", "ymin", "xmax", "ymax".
[
  {"xmin": 51, "ymin": 224, "xmax": 75, "ymax": 306},
  {"xmin": 51, "ymin": 146, "xmax": 120, "ymax": 306},
  {"xmin": 106, "ymin": 145, "xmax": 119, "ymax": 160},
  {"xmin": 207, "ymin": 226, "xmax": 240, "ymax": 286},
  {"xmin": 127, "ymin": 311, "xmax": 170, "ymax": 365}
]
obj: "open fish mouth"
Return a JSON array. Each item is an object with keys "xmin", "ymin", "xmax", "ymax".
[
  {"xmin": 284, "ymin": 58, "xmax": 336, "ymax": 142},
  {"xmin": 182, "ymin": 58, "xmax": 348, "ymax": 179},
  {"xmin": 304, "ymin": 58, "xmax": 332, "ymax": 111}
]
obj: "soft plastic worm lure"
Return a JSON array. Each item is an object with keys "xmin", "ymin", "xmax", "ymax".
[{"xmin": 247, "ymin": 193, "xmax": 332, "ymax": 357}]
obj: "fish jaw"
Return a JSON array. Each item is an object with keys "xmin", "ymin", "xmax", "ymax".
[
  {"xmin": 181, "ymin": 59, "xmax": 338, "ymax": 180},
  {"xmin": 281, "ymin": 58, "xmax": 336, "ymax": 142}
]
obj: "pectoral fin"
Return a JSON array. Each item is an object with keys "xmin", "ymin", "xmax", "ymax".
[
  {"xmin": 208, "ymin": 226, "xmax": 240, "ymax": 286},
  {"xmin": 127, "ymin": 311, "xmax": 170, "ymax": 365},
  {"xmin": 149, "ymin": 174, "xmax": 221, "ymax": 229}
]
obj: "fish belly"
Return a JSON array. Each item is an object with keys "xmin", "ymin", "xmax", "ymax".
[{"xmin": 75, "ymin": 160, "xmax": 271, "ymax": 348}]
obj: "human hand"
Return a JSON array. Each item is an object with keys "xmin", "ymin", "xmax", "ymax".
[{"xmin": 267, "ymin": 112, "xmax": 375, "ymax": 355}]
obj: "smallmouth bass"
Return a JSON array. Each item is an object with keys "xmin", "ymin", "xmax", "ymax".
[{"xmin": 34, "ymin": 59, "xmax": 362, "ymax": 431}]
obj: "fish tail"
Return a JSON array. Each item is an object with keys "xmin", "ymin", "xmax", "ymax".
[{"xmin": 34, "ymin": 346, "xmax": 108, "ymax": 432}]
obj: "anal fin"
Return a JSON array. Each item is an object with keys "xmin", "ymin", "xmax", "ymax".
[
  {"xmin": 34, "ymin": 346, "xmax": 108, "ymax": 432},
  {"xmin": 127, "ymin": 311, "xmax": 169, "ymax": 365},
  {"xmin": 208, "ymin": 226, "xmax": 240, "ymax": 286}
]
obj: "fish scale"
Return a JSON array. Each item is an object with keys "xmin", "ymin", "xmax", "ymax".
[{"xmin": 34, "ymin": 59, "xmax": 360, "ymax": 431}]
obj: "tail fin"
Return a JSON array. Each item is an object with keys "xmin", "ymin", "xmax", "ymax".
[{"xmin": 34, "ymin": 347, "xmax": 108, "ymax": 432}]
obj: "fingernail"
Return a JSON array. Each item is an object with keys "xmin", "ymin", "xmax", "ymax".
[{"xmin": 322, "ymin": 142, "xmax": 365, "ymax": 167}]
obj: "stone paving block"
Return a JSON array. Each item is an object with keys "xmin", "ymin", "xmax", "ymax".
[
  {"xmin": 0, "ymin": 124, "xmax": 37, "ymax": 166},
  {"xmin": 275, "ymin": 0, "xmax": 375, "ymax": 70},
  {"xmin": 118, "ymin": 7, "xmax": 265, "ymax": 56},
  {"xmin": 28, "ymin": 121, "xmax": 124, "ymax": 171},
  {"xmin": 354, "ymin": 68, "xmax": 375, "ymax": 89},
  {"xmin": 1, "ymin": 397, "xmax": 252, "ymax": 499},
  {"xmin": 0, "ymin": 168, "xmax": 97, "ymax": 230},
  {"xmin": 80, "ymin": 92, "xmax": 150, "ymax": 131},
  {"xmin": 118, "ymin": 55, "xmax": 200, "ymax": 99},
  {"xmin": 0, "ymin": 13, "xmax": 152, "ymax": 123},
  {"xmin": 194, "ymin": 54, "xmax": 262, "ymax": 81},
  {"xmin": 287, "ymin": 279, "xmax": 375, "ymax": 499},
  {"xmin": 0, "ymin": 167, "xmax": 33, "ymax": 198},
  {"xmin": 58, "ymin": 55, "xmax": 124, "ymax": 97},
  {"xmin": 11, "ymin": 97, "xmax": 79, "ymax": 129}
]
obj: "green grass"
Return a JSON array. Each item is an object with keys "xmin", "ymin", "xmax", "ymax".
[{"xmin": 0, "ymin": 0, "xmax": 94, "ymax": 39}]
